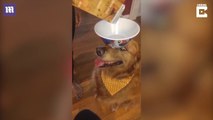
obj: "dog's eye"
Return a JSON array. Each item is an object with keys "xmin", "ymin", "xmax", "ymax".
[{"xmin": 120, "ymin": 47, "xmax": 127, "ymax": 51}]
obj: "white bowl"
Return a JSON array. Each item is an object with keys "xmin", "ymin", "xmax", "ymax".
[{"xmin": 94, "ymin": 18, "xmax": 140, "ymax": 48}]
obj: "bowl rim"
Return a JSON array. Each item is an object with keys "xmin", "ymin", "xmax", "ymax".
[{"xmin": 94, "ymin": 18, "xmax": 140, "ymax": 41}]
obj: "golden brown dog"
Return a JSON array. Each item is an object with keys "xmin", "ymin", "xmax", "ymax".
[{"xmin": 92, "ymin": 40, "xmax": 141, "ymax": 113}]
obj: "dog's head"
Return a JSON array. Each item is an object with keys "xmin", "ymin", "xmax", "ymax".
[{"xmin": 95, "ymin": 40, "xmax": 140, "ymax": 78}]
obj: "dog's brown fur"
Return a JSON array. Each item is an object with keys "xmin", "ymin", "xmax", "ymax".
[{"xmin": 92, "ymin": 40, "xmax": 141, "ymax": 113}]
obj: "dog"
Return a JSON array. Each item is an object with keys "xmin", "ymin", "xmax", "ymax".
[{"xmin": 91, "ymin": 40, "xmax": 141, "ymax": 113}]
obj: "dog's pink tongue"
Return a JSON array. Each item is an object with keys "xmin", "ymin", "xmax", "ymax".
[{"xmin": 95, "ymin": 58, "xmax": 104, "ymax": 67}]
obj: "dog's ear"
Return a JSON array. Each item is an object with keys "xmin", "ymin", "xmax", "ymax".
[
  {"xmin": 126, "ymin": 40, "xmax": 139, "ymax": 56},
  {"xmin": 126, "ymin": 40, "xmax": 141, "ymax": 66}
]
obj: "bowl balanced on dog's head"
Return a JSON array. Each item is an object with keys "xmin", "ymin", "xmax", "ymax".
[{"xmin": 94, "ymin": 18, "xmax": 140, "ymax": 48}]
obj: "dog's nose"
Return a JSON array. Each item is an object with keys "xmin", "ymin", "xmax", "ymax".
[{"xmin": 96, "ymin": 47, "xmax": 105, "ymax": 57}]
